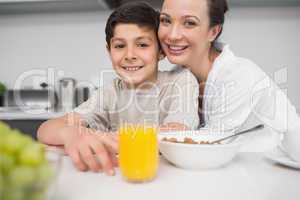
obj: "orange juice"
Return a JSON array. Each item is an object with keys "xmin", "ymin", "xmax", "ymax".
[{"xmin": 119, "ymin": 124, "xmax": 158, "ymax": 182}]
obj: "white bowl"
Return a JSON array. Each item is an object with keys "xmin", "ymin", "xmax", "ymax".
[{"xmin": 158, "ymin": 130, "xmax": 243, "ymax": 169}]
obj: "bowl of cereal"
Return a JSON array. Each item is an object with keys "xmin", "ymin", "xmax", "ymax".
[{"xmin": 158, "ymin": 129, "xmax": 243, "ymax": 169}]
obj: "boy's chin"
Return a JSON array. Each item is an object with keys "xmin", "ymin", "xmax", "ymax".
[
  {"xmin": 121, "ymin": 78, "xmax": 143, "ymax": 88},
  {"xmin": 122, "ymin": 79, "xmax": 155, "ymax": 89}
]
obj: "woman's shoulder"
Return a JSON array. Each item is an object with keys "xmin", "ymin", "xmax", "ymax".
[{"xmin": 213, "ymin": 48, "xmax": 267, "ymax": 84}]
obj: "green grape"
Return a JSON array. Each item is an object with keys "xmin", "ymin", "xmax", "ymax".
[
  {"xmin": 0, "ymin": 122, "xmax": 10, "ymax": 154},
  {"xmin": 26, "ymin": 191, "xmax": 45, "ymax": 200},
  {"xmin": 18, "ymin": 144, "xmax": 45, "ymax": 167},
  {"xmin": 0, "ymin": 121, "xmax": 53, "ymax": 200},
  {"xmin": 2, "ymin": 188, "xmax": 25, "ymax": 200},
  {"xmin": 0, "ymin": 121, "xmax": 11, "ymax": 135},
  {"xmin": 0, "ymin": 173, "xmax": 4, "ymax": 197},
  {"xmin": 2, "ymin": 131, "xmax": 33, "ymax": 156},
  {"xmin": 0, "ymin": 154, "xmax": 15, "ymax": 175},
  {"xmin": 8, "ymin": 166, "xmax": 35, "ymax": 188},
  {"xmin": 36, "ymin": 163, "xmax": 54, "ymax": 186}
]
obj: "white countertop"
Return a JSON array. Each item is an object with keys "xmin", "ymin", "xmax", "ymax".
[{"xmin": 49, "ymin": 153, "xmax": 300, "ymax": 200}]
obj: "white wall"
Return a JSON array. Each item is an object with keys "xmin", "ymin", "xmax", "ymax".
[{"xmin": 0, "ymin": 6, "xmax": 299, "ymax": 108}]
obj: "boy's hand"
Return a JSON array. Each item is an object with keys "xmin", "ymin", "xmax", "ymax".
[{"xmin": 60, "ymin": 126, "xmax": 118, "ymax": 175}]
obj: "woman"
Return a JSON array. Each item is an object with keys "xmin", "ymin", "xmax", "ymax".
[{"xmin": 158, "ymin": 0, "xmax": 300, "ymax": 134}]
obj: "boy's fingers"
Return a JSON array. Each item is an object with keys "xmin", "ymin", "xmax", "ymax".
[
  {"xmin": 106, "ymin": 144, "xmax": 119, "ymax": 167},
  {"xmin": 79, "ymin": 144, "xmax": 102, "ymax": 172},
  {"xmin": 91, "ymin": 142, "xmax": 115, "ymax": 176},
  {"xmin": 110, "ymin": 132, "xmax": 119, "ymax": 142},
  {"xmin": 96, "ymin": 134, "xmax": 119, "ymax": 154},
  {"xmin": 68, "ymin": 149, "xmax": 88, "ymax": 171}
]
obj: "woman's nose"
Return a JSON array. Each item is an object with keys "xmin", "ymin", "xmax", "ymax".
[{"xmin": 167, "ymin": 24, "xmax": 183, "ymax": 43}]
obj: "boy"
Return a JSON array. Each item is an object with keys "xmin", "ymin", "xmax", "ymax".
[{"xmin": 37, "ymin": 2, "xmax": 199, "ymax": 176}]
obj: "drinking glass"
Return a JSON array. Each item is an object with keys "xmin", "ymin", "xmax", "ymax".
[{"xmin": 117, "ymin": 88, "xmax": 159, "ymax": 182}]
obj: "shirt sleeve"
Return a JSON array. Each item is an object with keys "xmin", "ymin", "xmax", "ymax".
[
  {"xmin": 162, "ymin": 70, "xmax": 199, "ymax": 129},
  {"xmin": 73, "ymin": 86, "xmax": 111, "ymax": 131}
]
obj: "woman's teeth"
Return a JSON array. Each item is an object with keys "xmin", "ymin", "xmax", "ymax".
[
  {"xmin": 167, "ymin": 45, "xmax": 188, "ymax": 55},
  {"xmin": 122, "ymin": 66, "xmax": 143, "ymax": 71},
  {"xmin": 168, "ymin": 45, "xmax": 187, "ymax": 51}
]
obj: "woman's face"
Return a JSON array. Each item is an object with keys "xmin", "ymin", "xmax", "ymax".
[{"xmin": 158, "ymin": 0, "xmax": 217, "ymax": 67}]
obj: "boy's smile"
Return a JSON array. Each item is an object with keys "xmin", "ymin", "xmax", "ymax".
[{"xmin": 108, "ymin": 23, "xmax": 162, "ymax": 89}]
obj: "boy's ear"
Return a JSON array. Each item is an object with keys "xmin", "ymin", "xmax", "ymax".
[
  {"xmin": 158, "ymin": 49, "xmax": 165, "ymax": 61},
  {"xmin": 106, "ymin": 44, "xmax": 111, "ymax": 57}
]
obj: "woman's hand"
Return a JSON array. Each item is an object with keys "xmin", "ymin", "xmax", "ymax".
[
  {"xmin": 60, "ymin": 126, "xmax": 118, "ymax": 175},
  {"xmin": 160, "ymin": 122, "xmax": 189, "ymax": 132}
]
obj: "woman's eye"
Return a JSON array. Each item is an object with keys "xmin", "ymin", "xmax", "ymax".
[
  {"xmin": 184, "ymin": 20, "xmax": 197, "ymax": 27},
  {"xmin": 160, "ymin": 17, "xmax": 171, "ymax": 25}
]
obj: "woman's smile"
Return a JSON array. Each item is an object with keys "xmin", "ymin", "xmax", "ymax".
[{"xmin": 165, "ymin": 44, "xmax": 189, "ymax": 56}]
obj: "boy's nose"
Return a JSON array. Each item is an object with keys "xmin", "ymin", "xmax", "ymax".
[
  {"xmin": 125, "ymin": 56, "xmax": 137, "ymax": 61},
  {"xmin": 124, "ymin": 49, "xmax": 137, "ymax": 61}
]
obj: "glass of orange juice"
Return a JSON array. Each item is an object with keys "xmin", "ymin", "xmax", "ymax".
[
  {"xmin": 117, "ymin": 88, "xmax": 159, "ymax": 182},
  {"xmin": 119, "ymin": 124, "xmax": 158, "ymax": 182}
]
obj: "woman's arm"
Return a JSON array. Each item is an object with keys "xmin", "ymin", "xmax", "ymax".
[{"xmin": 162, "ymin": 69, "xmax": 200, "ymax": 130}]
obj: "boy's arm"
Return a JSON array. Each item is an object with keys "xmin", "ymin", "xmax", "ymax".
[
  {"xmin": 37, "ymin": 87, "xmax": 118, "ymax": 175},
  {"xmin": 37, "ymin": 112, "xmax": 83, "ymax": 146},
  {"xmin": 37, "ymin": 113, "xmax": 86, "ymax": 146},
  {"xmin": 37, "ymin": 112, "xmax": 118, "ymax": 175}
]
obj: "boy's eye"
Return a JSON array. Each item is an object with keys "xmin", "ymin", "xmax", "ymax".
[
  {"xmin": 160, "ymin": 17, "xmax": 171, "ymax": 25},
  {"xmin": 183, "ymin": 20, "xmax": 197, "ymax": 28},
  {"xmin": 137, "ymin": 43, "xmax": 149, "ymax": 48},
  {"xmin": 113, "ymin": 44, "xmax": 125, "ymax": 49}
]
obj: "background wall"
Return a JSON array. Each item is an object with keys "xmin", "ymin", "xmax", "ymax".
[{"xmin": 0, "ymin": 6, "xmax": 299, "ymax": 110}]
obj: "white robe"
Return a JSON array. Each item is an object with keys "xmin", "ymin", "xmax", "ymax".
[{"xmin": 196, "ymin": 43, "xmax": 300, "ymax": 151}]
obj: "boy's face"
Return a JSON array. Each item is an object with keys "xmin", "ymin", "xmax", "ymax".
[{"xmin": 108, "ymin": 23, "xmax": 162, "ymax": 89}]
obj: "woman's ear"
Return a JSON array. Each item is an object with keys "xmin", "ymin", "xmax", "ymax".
[
  {"xmin": 158, "ymin": 49, "xmax": 166, "ymax": 61},
  {"xmin": 208, "ymin": 25, "xmax": 222, "ymax": 42}
]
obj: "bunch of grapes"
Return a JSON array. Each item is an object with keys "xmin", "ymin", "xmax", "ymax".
[{"xmin": 0, "ymin": 121, "xmax": 54, "ymax": 200}]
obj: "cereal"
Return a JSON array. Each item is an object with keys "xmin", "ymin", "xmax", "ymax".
[{"xmin": 162, "ymin": 137, "xmax": 220, "ymax": 145}]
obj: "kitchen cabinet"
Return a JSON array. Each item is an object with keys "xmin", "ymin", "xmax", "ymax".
[
  {"xmin": 2, "ymin": 119, "xmax": 45, "ymax": 139},
  {"xmin": 0, "ymin": 110, "xmax": 64, "ymax": 139},
  {"xmin": 0, "ymin": 0, "xmax": 113, "ymax": 14},
  {"xmin": 0, "ymin": 0, "xmax": 65, "ymax": 2},
  {"xmin": 228, "ymin": 0, "xmax": 300, "ymax": 6},
  {"xmin": 0, "ymin": 0, "xmax": 299, "ymax": 14}
]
